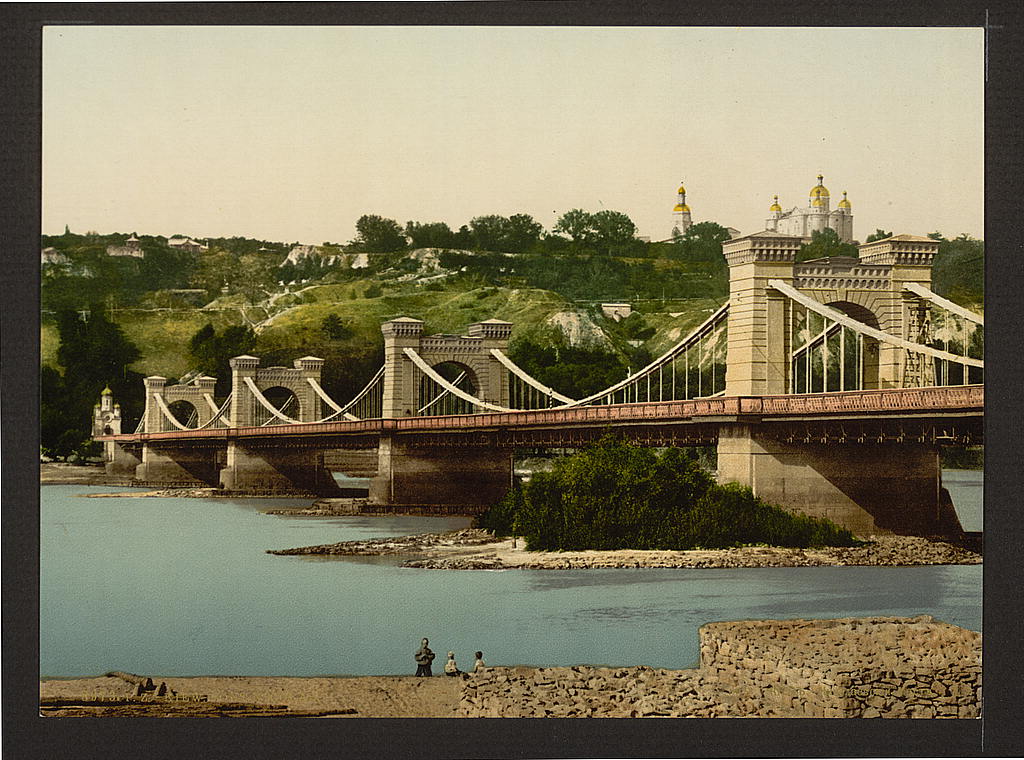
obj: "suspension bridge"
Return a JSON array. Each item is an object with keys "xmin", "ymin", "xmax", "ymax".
[{"xmin": 96, "ymin": 232, "xmax": 983, "ymax": 536}]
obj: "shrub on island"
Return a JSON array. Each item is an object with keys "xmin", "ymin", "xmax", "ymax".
[{"xmin": 476, "ymin": 436, "xmax": 858, "ymax": 551}]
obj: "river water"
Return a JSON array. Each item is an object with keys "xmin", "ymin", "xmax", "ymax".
[{"xmin": 40, "ymin": 471, "xmax": 982, "ymax": 677}]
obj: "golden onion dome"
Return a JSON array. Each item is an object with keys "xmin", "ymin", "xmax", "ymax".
[
  {"xmin": 809, "ymin": 173, "xmax": 830, "ymax": 198},
  {"xmin": 102, "ymin": 385, "xmax": 113, "ymax": 394},
  {"xmin": 838, "ymin": 191, "xmax": 852, "ymax": 209},
  {"xmin": 676, "ymin": 183, "xmax": 686, "ymax": 195},
  {"xmin": 769, "ymin": 195, "xmax": 782, "ymax": 213},
  {"xmin": 674, "ymin": 203, "xmax": 691, "ymax": 213}
]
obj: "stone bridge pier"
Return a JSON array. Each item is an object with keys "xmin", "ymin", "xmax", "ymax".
[
  {"xmin": 716, "ymin": 424, "xmax": 963, "ymax": 537},
  {"xmin": 216, "ymin": 355, "xmax": 339, "ymax": 493},
  {"xmin": 136, "ymin": 443, "xmax": 223, "ymax": 487},
  {"xmin": 369, "ymin": 436, "xmax": 513, "ymax": 509},
  {"xmin": 716, "ymin": 231, "xmax": 962, "ymax": 536}
]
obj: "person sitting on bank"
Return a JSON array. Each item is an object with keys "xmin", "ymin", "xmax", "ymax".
[
  {"xmin": 414, "ymin": 638, "xmax": 435, "ymax": 677},
  {"xmin": 444, "ymin": 651, "xmax": 462, "ymax": 676},
  {"xmin": 473, "ymin": 651, "xmax": 486, "ymax": 673}
]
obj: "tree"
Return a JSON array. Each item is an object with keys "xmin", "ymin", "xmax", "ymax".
[
  {"xmin": 238, "ymin": 253, "xmax": 281, "ymax": 303},
  {"xmin": 43, "ymin": 307, "xmax": 145, "ymax": 458},
  {"xmin": 865, "ymin": 229, "xmax": 892, "ymax": 243},
  {"xmin": 591, "ymin": 210, "xmax": 637, "ymax": 251},
  {"xmin": 320, "ymin": 313, "xmax": 351, "ymax": 340},
  {"xmin": 509, "ymin": 338, "xmax": 627, "ymax": 399},
  {"xmin": 56, "ymin": 306, "xmax": 141, "ymax": 391},
  {"xmin": 932, "ymin": 233, "xmax": 984, "ymax": 304},
  {"xmin": 468, "ymin": 215, "xmax": 508, "ymax": 251},
  {"xmin": 795, "ymin": 227, "xmax": 858, "ymax": 262},
  {"xmin": 477, "ymin": 436, "xmax": 857, "ymax": 551},
  {"xmin": 669, "ymin": 221, "xmax": 732, "ymax": 263},
  {"xmin": 350, "ymin": 214, "xmax": 407, "ymax": 253},
  {"xmin": 188, "ymin": 323, "xmax": 256, "ymax": 396},
  {"xmin": 191, "ymin": 249, "xmax": 242, "ymax": 299},
  {"xmin": 553, "ymin": 209, "xmax": 594, "ymax": 247},
  {"xmin": 504, "ymin": 213, "xmax": 544, "ymax": 253},
  {"xmin": 405, "ymin": 221, "xmax": 456, "ymax": 249}
]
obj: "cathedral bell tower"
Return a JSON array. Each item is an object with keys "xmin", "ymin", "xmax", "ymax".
[{"xmin": 672, "ymin": 181, "xmax": 693, "ymax": 237}]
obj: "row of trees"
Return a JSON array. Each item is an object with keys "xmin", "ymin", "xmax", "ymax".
[
  {"xmin": 477, "ymin": 437, "xmax": 859, "ymax": 551},
  {"xmin": 350, "ymin": 208, "xmax": 649, "ymax": 258}
]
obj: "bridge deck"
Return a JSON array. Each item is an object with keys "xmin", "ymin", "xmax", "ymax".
[{"xmin": 102, "ymin": 385, "xmax": 983, "ymax": 444}]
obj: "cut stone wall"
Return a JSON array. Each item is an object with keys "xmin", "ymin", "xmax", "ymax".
[
  {"xmin": 458, "ymin": 616, "xmax": 981, "ymax": 718},
  {"xmin": 458, "ymin": 665, "xmax": 720, "ymax": 718},
  {"xmin": 698, "ymin": 616, "xmax": 981, "ymax": 718}
]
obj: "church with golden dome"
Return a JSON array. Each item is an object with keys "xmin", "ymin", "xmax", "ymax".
[{"xmin": 764, "ymin": 174, "xmax": 854, "ymax": 242}]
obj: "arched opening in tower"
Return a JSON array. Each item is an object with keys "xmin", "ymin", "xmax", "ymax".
[
  {"xmin": 257, "ymin": 386, "xmax": 301, "ymax": 426},
  {"xmin": 167, "ymin": 400, "xmax": 200, "ymax": 429},
  {"xmin": 791, "ymin": 301, "xmax": 881, "ymax": 393},
  {"xmin": 418, "ymin": 361, "xmax": 479, "ymax": 416}
]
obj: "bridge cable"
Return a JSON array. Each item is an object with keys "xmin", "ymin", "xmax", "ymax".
[
  {"xmin": 306, "ymin": 377, "xmax": 360, "ymax": 421},
  {"xmin": 489, "ymin": 349, "xmax": 576, "ymax": 404},
  {"xmin": 244, "ymin": 377, "xmax": 303, "ymax": 424},
  {"xmin": 202, "ymin": 393, "xmax": 232, "ymax": 427},
  {"xmin": 768, "ymin": 279, "xmax": 983, "ymax": 368},
  {"xmin": 546, "ymin": 302, "xmax": 730, "ymax": 408},
  {"xmin": 418, "ymin": 371, "xmax": 467, "ymax": 414},
  {"xmin": 307, "ymin": 372, "xmax": 384, "ymax": 422},
  {"xmin": 903, "ymin": 283, "xmax": 983, "ymax": 326},
  {"xmin": 404, "ymin": 349, "xmax": 514, "ymax": 412},
  {"xmin": 153, "ymin": 394, "xmax": 193, "ymax": 431}
]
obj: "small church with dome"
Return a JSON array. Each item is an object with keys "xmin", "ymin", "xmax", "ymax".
[{"xmin": 764, "ymin": 174, "xmax": 854, "ymax": 242}]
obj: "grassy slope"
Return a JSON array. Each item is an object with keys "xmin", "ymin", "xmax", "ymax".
[
  {"xmin": 261, "ymin": 282, "xmax": 574, "ymax": 345},
  {"xmin": 39, "ymin": 274, "xmax": 733, "ymax": 380},
  {"xmin": 42, "ymin": 309, "xmax": 244, "ymax": 379}
]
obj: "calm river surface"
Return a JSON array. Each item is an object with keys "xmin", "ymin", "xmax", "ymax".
[{"xmin": 40, "ymin": 471, "xmax": 982, "ymax": 677}]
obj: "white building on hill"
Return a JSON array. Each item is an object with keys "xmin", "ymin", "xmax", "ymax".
[{"xmin": 765, "ymin": 174, "xmax": 854, "ymax": 242}]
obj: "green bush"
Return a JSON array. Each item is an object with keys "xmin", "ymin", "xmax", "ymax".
[{"xmin": 475, "ymin": 436, "xmax": 857, "ymax": 550}]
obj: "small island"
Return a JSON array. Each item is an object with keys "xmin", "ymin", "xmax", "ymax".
[{"xmin": 269, "ymin": 438, "xmax": 981, "ymax": 568}]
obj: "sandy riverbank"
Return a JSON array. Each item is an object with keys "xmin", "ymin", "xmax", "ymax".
[
  {"xmin": 39, "ymin": 463, "xmax": 110, "ymax": 485},
  {"xmin": 269, "ymin": 529, "xmax": 981, "ymax": 568},
  {"xmin": 39, "ymin": 673, "xmax": 462, "ymax": 717}
]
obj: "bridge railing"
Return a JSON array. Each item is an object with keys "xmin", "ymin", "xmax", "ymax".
[{"xmin": 101, "ymin": 385, "xmax": 982, "ymax": 442}]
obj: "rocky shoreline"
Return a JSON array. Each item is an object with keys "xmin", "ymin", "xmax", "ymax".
[
  {"xmin": 268, "ymin": 529, "xmax": 981, "ymax": 568},
  {"xmin": 80, "ymin": 487, "xmax": 317, "ymax": 499},
  {"xmin": 268, "ymin": 528, "xmax": 496, "ymax": 556},
  {"xmin": 40, "ymin": 616, "xmax": 981, "ymax": 719}
]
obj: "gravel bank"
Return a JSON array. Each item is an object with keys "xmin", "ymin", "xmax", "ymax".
[
  {"xmin": 268, "ymin": 530, "xmax": 980, "ymax": 568},
  {"xmin": 268, "ymin": 528, "xmax": 496, "ymax": 556}
]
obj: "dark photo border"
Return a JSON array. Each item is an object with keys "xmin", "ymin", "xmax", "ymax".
[{"xmin": 3, "ymin": 2, "xmax": 1021, "ymax": 757}]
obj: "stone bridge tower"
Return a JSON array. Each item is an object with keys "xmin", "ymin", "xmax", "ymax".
[
  {"xmin": 721, "ymin": 231, "xmax": 938, "ymax": 396},
  {"xmin": 226, "ymin": 355, "xmax": 325, "ymax": 427},
  {"xmin": 141, "ymin": 375, "xmax": 218, "ymax": 433},
  {"xmin": 380, "ymin": 317, "xmax": 513, "ymax": 418}
]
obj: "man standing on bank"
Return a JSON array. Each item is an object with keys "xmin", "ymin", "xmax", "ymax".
[{"xmin": 414, "ymin": 638, "xmax": 435, "ymax": 676}]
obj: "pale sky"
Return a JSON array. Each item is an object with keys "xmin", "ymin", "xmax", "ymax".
[{"xmin": 42, "ymin": 26, "xmax": 984, "ymax": 243}]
